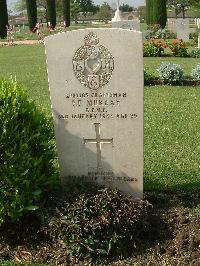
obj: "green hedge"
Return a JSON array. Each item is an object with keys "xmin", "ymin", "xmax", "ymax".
[{"xmin": 0, "ymin": 79, "xmax": 58, "ymax": 225}]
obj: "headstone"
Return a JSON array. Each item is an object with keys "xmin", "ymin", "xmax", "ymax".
[
  {"xmin": 112, "ymin": 19, "xmax": 140, "ymax": 31},
  {"xmin": 168, "ymin": 18, "xmax": 190, "ymax": 41},
  {"xmin": 176, "ymin": 19, "xmax": 189, "ymax": 41},
  {"xmin": 45, "ymin": 29, "xmax": 143, "ymax": 198},
  {"xmin": 195, "ymin": 18, "xmax": 200, "ymax": 49},
  {"xmin": 167, "ymin": 18, "xmax": 176, "ymax": 33}
]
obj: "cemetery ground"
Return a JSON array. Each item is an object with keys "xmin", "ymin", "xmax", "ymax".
[{"xmin": 0, "ymin": 44, "xmax": 199, "ymax": 265}]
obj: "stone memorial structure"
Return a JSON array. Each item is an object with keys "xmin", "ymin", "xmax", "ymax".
[
  {"xmin": 45, "ymin": 29, "xmax": 143, "ymax": 198},
  {"xmin": 112, "ymin": 0, "xmax": 140, "ymax": 31},
  {"xmin": 195, "ymin": 18, "xmax": 200, "ymax": 49},
  {"xmin": 112, "ymin": 19, "xmax": 140, "ymax": 31},
  {"xmin": 167, "ymin": 18, "xmax": 176, "ymax": 33},
  {"xmin": 176, "ymin": 19, "xmax": 189, "ymax": 42},
  {"xmin": 168, "ymin": 18, "xmax": 189, "ymax": 41}
]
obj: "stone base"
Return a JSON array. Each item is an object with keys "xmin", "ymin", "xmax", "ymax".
[{"xmin": 112, "ymin": 20, "xmax": 140, "ymax": 31}]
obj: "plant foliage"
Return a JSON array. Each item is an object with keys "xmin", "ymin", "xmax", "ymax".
[
  {"xmin": 167, "ymin": 39, "xmax": 189, "ymax": 57},
  {"xmin": 46, "ymin": 182, "xmax": 151, "ymax": 261},
  {"xmin": 26, "ymin": 0, "xmax": 37, "ymax": 31},
  {"xmin": 0, "ymin": 78, "xmax": 58, "ymax": 225},
  {"xmin": 157, "ymin": 62, "xmax": 184, "ymax": 84},
  {"xmin": 143, "ymin": 39, "xmax": 166, "ymax": 57},
  {"xmin": 191, "ymin": 63, "xmax": 200, "ymax": 80},
  {"xmin": 190, "ymin": 48, "xmax": 200, "ymax": 58}
]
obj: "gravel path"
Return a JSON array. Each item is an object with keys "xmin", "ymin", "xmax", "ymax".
[{"xmin": 1, "ymin": 40, "xmax": 40, "ymax": 46}]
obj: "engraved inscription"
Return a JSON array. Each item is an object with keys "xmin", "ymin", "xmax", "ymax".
[{"xmin": 72, "ymin": 32, "xmax": 114, "ymax": 90}]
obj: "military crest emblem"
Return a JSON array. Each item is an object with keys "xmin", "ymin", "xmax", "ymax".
[{"xmin": 72, "ymin": 32, "xmax": 114, "ymax": 90}]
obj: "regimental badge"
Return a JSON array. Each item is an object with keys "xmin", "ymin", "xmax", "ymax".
[{"xmin": 72, "ymin": 32, "xmax": 114, "ymax": 90}]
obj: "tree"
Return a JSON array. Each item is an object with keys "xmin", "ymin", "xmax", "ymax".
[
  {"xmin": 191, "ymin": 0, "xmax": 200, "ymax": 8},
  {"xmin": 96, "ymin": 2, "xmax": 111, "ymax": 22},
  {"xmin": 63, "ymin": 0, "xmax": 70, "ymax": 26},
  {"xmin": 146, "ymin": 0, "xmax": 167, "ymax": 28},
  {"xmin": 76, "ymin": 0, "xmax": 97, "ymax": 15},
  {"xmin": 154, "ymin": 0, "xmax": 167, "ymax": 28},
  {"xmin": 26, "ymin": 0, "xmax": 37, "ymax": 30},
  {"xmin": 47, "ymin": 0, "xmax": 56, "ymax": 28},
  {"xmin": 0, "ymin": 0, "xmax": 8, "ymax": 38},
  {"xmin": 137, "ymin": 5, "xmax": 146, "ymax": 21},
  {"xmin": 119, "ymin": 4, "xmax": 133, "ymax": 12},
  {"xmin": 146, "ymin": 0, "xmax": 156, "ymax": 25},
  {"xmin": 71, "ymin": 0, "xmax": 80, "ymax": 23},
  {"xmin": 167, "ymin": 0, "xmax": 191, "ymax": 19}
]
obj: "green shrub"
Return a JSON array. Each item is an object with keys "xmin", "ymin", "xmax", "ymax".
[
  {"xmin": 144, "ymin": 69, "xmax": 155, "ymax": 85},
  {"xmin": 157, "ymin": 62, "xmax": 184, "ymax": 84},
  {"xmin": 0, "ymin": 78, "xmax": 58, "ymax": 225},
  {"xmin": 191, "ymin": 64, "xmax": 200, "ymax": 80},
  {"xmin": 143, "ymin": 39, "xmax": 166, "ymax": 57},
  {"xmin": 167, "ymin": 39, "xmax": 188, "ymax": 57},
  {"xmin": 190, "ymin": 48, "xmax": 200, "ymax": 58},
  {"xmin": 46, "ymin": 182, "xmax": 151, "ymax": 261},
  {"xmin": 189, "ymin": 32, "xmax": 198, "ymax": 45}
]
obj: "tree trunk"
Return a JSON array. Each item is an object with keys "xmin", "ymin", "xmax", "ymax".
[
  {"xmin": 47, "ymin": 0, "xmax": 56, "ymax": 29},
  {"xmin": 182, "ymin": 6, "xmax": 185, "ymax": 19},
  {"xmin": 0, "ymin": 0, "xmax": 8, "ymax": 38},
  {"xmin": 63, "ymin": 0, "xmax": 70, "ymax": 27},
  {"xmin": 26, "ymin": 0, "xmax": 37, "ymax": 31}
]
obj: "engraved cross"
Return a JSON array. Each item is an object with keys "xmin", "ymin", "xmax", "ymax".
[{"xmin": 83, "ymin": 123, "xmax": 113, "ymax": 171}]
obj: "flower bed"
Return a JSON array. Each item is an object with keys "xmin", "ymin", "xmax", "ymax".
[{"xmin": 143, "ymin": 39, "xmax": 194, "ymax": 58}]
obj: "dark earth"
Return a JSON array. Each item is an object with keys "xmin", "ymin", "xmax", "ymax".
[{"xmin": 0, "ymin": 191, "xmax": 199, "ymax": 266}]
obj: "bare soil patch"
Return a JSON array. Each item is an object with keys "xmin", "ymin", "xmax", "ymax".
[{"xmin": 0, "ymin": 191, "xmax": 199, "ymax": 265}]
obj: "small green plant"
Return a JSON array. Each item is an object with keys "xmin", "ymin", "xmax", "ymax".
[
  {"xmin": 189, "ymin": 32, "xmax": 198, "ymax": 45},
  {"xmin": 157, "ymin": 62, "xmax": 184, "ymax": 84},
  {"xmin": 0, "ymin": 78, "xmax": 58, "ymax": 225},
  {"xmin": 191, "ymin": 63, "xmax": 200, "ymax": 80},
  {"xmin": 46, "ymin": 182, "xmax": 151, "ymax": 261},
  {"xmin": 143, "ymin": 39, "xmax": 166, "ymax": 57},
  {"xmin": 144, "ymin": 69, "xmax": 155, "ymax": 85},
  {"xmin": 190, "ymin": 48, "xmax": 200, "ymax": 58},
  {"xmin": 167, "ymin": 39, "xmax": 188, "ymax": 57}
]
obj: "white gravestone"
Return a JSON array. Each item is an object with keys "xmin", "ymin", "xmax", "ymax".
[
  {"xmin": 195, "ymin": 18, "xmax": 200, "ymax": 49},
  {"xmin": 45, "ymin": 29, "xmax": 143, "ymax": 198},
  {"xmin": 168, "ymin": 18, "xmax": 190, "ymax": 41},
  {"xmin": 167, "ymin": 18, "xmax": 176, "ymax": 32},
  {"xmin": 176, "ymin": 19, "xmax": 189, "ymax": 41}
]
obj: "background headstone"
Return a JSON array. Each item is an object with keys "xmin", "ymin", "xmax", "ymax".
[
  {"xmin": 195, "ymin": 18, "xmax": 200, "ymax": 49},
  {"xmin": 112, "ymin": 19, "xmax": 140, "ymax": 31},
  {"xmin": 168, "ymin": 18, "xmax": 190, "ymax": 41},
  {"xmin": 45, "ymin": 29, "xmax": 143, "ymax": 198},
  {"xmin": 176, "ymin": 19, "xmax": 189, "ymax": 41},
  {"xmin": 167, "ymin": 18, "xmax": 176, "ymax": 33}
]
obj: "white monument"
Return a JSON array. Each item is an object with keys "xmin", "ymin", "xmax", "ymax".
[
  {"xmin": 195, "ymin": 18, "xmax": 200, "ymax": 49},
  {"xmin": 45, "ymin": 29, "xmax": 143, "ymax": 198},
  {"xmin": 112, "ymin": 0, "xmax": 140, "ymax": 31},
  {"xmin": 112, "ymin": 0, "xmax": 122, "ymax": 22},
  {"xmin": 168, "ymin": 18, "xmax": 189, "ymax": 41}
]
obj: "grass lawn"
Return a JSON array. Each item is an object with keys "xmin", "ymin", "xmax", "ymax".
[
  {"xmin": 144, "ymin": 56, "xmax": 200, "ymax": 76},
  {"xmin": 0, "ymin": 44, "xmax": 199, "ymax": 192}
]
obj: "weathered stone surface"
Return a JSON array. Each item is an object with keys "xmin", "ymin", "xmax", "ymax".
[
  {"xmin": 45, "ymin": 29, "xmax": 143, "ymax": 198},
  {"xmin": 112, "ymin": 19, "xmax": 140, "ymax": 31}
]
